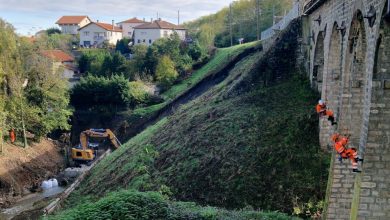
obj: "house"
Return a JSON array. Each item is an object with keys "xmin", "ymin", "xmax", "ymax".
[
  {"xmin": 41, "ymin": 50, "xmax": 80, "ymax": 87},
  {"xmin": 117, "ymin": 17, "xmax": 146, "ymax": 39},
  {"xmin": 56, "ymin": 16, "xmax": 91, "ymax": 35},
  {"xmin": 78, "ymin": 21, "xmax": 123, "ymax": 47},
  {"xmin": 133, "ymin": 19, "xmax": 186, "ymax": 46}
]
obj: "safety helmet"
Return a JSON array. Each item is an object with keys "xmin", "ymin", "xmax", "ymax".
[
  {"xmin": 318, "ymin": 99, "xmax": 324, "ymax": 105},
  {"xmin": 331, "ymin": 133, "xmax": 340, "ymax": 142}
]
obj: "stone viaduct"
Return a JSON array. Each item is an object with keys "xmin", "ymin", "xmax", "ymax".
[{"xmin": 300, "ymin": 0, "xmax": 389, "ymax": 219}]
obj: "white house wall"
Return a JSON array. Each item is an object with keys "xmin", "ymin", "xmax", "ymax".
[
  {"xmin": 59, "ymin": 17, "xmax": 91, "ymax": 35},
  {"xmin": 134, "ymin": 29, "xmax": 186, "ymax": 46},
  {"xmin": 119, "ymin": 23, "xmax": 144, "ymax": 38},
  {"xmin": 79, "ymin": 24, "xmax": 122, "ymax": 47}
]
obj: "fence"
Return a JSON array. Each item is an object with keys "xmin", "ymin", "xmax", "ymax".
[{"xmin": 260, "ymin": 2, "xmax": 300, "ymax": 40}]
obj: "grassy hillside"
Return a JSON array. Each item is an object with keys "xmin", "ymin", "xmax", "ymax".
[
  {"xmin": 56, "ymin": 20, "xmax": 329, "ymax": 219},
  {"xmin": 51, "ymin": 190, "xmax": 300, "ymax": 220}
]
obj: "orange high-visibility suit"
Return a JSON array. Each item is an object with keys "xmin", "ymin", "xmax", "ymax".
[
  {"xmin": 316, "ymin": 101, "xmax": 336, "ymax": 125},
  {"xmin": 332, "ymin": 134, "xmax": 361, "ymax": 172},
  {"xmin": 9, "ymin": 129, "xmax": 15, "ymax": 144}
]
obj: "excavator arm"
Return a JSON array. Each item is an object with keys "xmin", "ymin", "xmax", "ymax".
[{"xmin": 72, "ymin": 128, "xmax": 121, "ymax": 162}]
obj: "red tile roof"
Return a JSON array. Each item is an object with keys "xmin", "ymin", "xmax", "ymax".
[
  {"xmin": 118, "ymin": 17, "xmax": 146, "ymax": 24},
  {"xmin": 41, "ymin": 50, "xmax": 74, "ymax": 62},
  {"xmin": 56, "ymin": 16, "xmax": 90, "ymax": 25},
  {"xmin": 79, "ymin": 22, "xmax": 122, "ymax": 32},
  {"xmin": 134, "ymin": 20, "xmax": 186, "ymax": 30}
]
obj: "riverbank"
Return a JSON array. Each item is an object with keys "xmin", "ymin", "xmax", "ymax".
[{"xmin": 0, "ymin": 139, "xmax": 65, "ymax": 208}]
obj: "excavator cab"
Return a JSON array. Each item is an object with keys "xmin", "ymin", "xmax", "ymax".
[{"xmin": 71, "ymin": 128, "xmax": 121, "ymax": 163}]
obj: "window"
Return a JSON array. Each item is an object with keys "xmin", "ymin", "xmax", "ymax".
[
  {"xmin": 138, "ymin": 39, "xmax": 141, "ymax": 43},
  {"xmin": 76, "ymin": 152, "xmax": 82, "ymax": 157},
  {"xmin": 84, "ymin": 31, "xmax": 89, "ymax": 36},
  {"xmin": 149, "ymin": 39, "xmax": 152, "ymax": 44},
  {"xmin": 128, "ymin": 32, "xmax": 132, "ymax": 36},
  {"xmin": 143, "ymin": 39, "xmax": 146, "ymax": 43}
]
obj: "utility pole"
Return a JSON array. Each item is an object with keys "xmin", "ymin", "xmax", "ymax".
[
  {"xmin": 256, "ymin": 0, "xmax": 260, "ymax": 40},
  {"xmin": 178, "ymin": 10, "xmax": 180, "ymax": 25},
  {"xmin": 229, "ymin": 3, "xmax": 233, "ymax": 46}
]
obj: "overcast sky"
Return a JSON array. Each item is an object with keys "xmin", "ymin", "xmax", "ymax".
[{"xmin": 0, "ymin": 0, "xmax": 232, "ymax": 36}]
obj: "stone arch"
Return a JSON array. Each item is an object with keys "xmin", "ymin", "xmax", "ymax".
[
  {"xmin": 339, "ymin": 10, "xmax": 367, "ymax": 147},
  {"xmin": 318, "ymin": 23, "xmax": 343, "ymax": 149},
  {"xmin": 358, "ymin": 3, "xmax": 390, "ymax": 218},
  {"xmin": 325, "ymin": 22, "xmax": 343, "ymax": 116},
  {"xmin": 312, "ymin": 32, "xmax": 325, "ymax": 92}
]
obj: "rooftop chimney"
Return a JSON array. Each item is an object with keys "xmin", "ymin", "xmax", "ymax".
[
  {"xmin": 112, "ymin": 20, "xmax": 114, "ymax": 30},
  {"xmin": 97, "ymin": 19, "xmax": 99, "ymax": 23},
  {"xmin": 158, "ymin": 17, "xmax": 161, "ymax": 21}
]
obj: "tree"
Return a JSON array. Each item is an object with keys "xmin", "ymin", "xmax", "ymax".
[
  {"xmin": 46, "ymin": 27, "xmax": 61, "ymax": 36},
  {"xmin": 115, "ymin": 38, "xmax": 131, "ymax": 54},
  {"xmin": 155, "ymin": 56, "xmax": 178, "ymax": 87},
  {"xmin": 0, "ymin": 18, "xmax": 72, "ymax": 141}
]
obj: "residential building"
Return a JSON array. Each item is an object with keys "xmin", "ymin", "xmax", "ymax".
[
  {"xmin": 133, "ymin": 19, "xmax": 186, "ymax": 46},
  {"xmin": 56, "ymin": 16, "xmax": 91, "ymax": 35},
  {"xmin": 78, "ymin": 21, "xmax": 123, "ymax": 47},
  {"xmin": 117, "ymin": 17, "xmax": 146, "ymax": 39},
  {"xmin": 41, "ymin": 50, "xmax": 80, "ymax": 87}
]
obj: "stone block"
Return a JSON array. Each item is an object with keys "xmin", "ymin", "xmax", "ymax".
[
  {"xmin": 369, "ymin": 204, "xmax": 383, "ymax": 211},
  {"xmin": 361, "ymin": 182, "xmax": 376, "ymax": 188},
  {"xmin": 376, "ymin": 198, "xmax": 387, "ymax": 204},
  {"xmin": 360, "ymin": 188, "xmax": 371, "ymax": 196},
  {"xmin": 358, "ymin": 210, "xmax": 371, "ymax": 217},
  {"xmin": 384, "ymin": 80, "xmax": 390, "ymax": 89},
  {"xmin": 359, "ymin": 203, "xmax": 368, "ymax": 210},
  {"xmin": 360, "ymin": 197, "xmax": 375, "ymax": 203}
]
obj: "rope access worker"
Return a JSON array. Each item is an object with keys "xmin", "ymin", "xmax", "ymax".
[
  {"xmin": 9, "ymin": 128, "xmax": 16, "ymax": 144},
  {"xmin": 331, "ymin": 133, "xmax": 363, "ymax": 173},
  {"xmin": 316, "ymin": 99, "xmax": 337, "ymax": 125}
]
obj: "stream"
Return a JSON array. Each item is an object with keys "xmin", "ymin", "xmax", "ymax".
[{"xmin": 0, "ymin": 185, "xmax": 64, "ymax": 220}]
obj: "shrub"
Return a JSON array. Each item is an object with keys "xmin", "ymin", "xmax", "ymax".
[
  {"xmin": 155, "ymin": 56, "xmax": 178, "ymax": 87},
  {"xmin": 71, "ymin": 75, "xmax": 151, "ymax": 109}
]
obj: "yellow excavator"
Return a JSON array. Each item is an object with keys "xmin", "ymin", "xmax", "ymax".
[{"xmin": 71, "ymin": 128, "xmax": 121, "ymax": 163}]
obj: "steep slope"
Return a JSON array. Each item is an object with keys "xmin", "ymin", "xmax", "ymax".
[{"xmin": 56, "ymin": 20, "xmax": 330, "ymax": 217}]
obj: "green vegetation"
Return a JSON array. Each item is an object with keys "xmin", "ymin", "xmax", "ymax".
[
  {"xmin": 156, "ymin": 55, "xmax": 178, "ymax": 88},
  {"xmin": 71, "ymin": 75, "xmax": 151, "ymax": 108},
  {"xmin": 0, "ymin": 19, "xmax": 72, "ymax": 140},
  {"xmin": 51, "ymin": 190, "xmax": 300, "ymax": 220},
  {"xmin": 63, "ymin": 28, "xmax": 328, "ymax": 218},
  {"xmin": 161, "ymin": 41, "xmax": 260, "ymax": 100},
  {"xmin": 184, "ymin": 0, "xmax": 293, "ymax": 48}
]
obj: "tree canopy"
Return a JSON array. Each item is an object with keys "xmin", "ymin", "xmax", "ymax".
[{"xmin": 0, "ymin": 18, "xmax": 72, "ymax": 141}]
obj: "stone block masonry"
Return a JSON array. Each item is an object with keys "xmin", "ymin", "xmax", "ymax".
[{"xmin": 300, "ymin": 0, "xmax": 390, "ymax": 219}]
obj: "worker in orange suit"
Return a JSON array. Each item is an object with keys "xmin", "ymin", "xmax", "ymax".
[
  {"xmin": 331, "ymin": 133, "xmax": 363, "ymax": 173},
  {"xmin": 9, "ymin": 128, "xmax": 16, "ymax": 144},
  {"xmin": 316, "ymin": 99, "xmax": 337, "ymax": 125}
]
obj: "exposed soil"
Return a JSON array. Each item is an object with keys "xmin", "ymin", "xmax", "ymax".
[{"xmin": 0, "ymin": 140, "xmax": 65, "ymax": 208}]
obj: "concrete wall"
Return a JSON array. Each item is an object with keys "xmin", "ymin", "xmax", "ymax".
[{"xmin": 301, "ymin": 0, "xmax": 390, "ymax": 219}]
